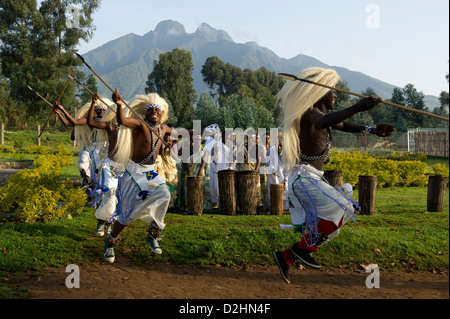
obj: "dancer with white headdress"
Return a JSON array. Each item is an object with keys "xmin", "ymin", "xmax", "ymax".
[
  {"xmin": 85, "ymin": 93, "xmax": 132, "ymax": 237},
  {"xmin": 273, "ymin": 67, "xmax": 394, "ymax": 284},
  {"xmin": 53, "ymin": 98, "xmax": 107, "ymax": 194},
  {"xmin": 103, "ymin": 89, "xmax": 174, "ymax": 263}
]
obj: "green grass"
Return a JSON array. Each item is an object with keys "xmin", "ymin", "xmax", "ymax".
[
  {"xmin": 59, "ymin": 156, "xmax": 82, "ymax": 178},
  {"xmin": 1, "ymin": 187, "xmax": 448, "ymax": 275},
  {"xmin": 0, "ymin": 183, "xmax": 448, "ymax": 299},
  {"xmin": 0, "ymin": 131, "xmax": 448, "ymax": 297},
  {"xmin": 1, "ymin": 130, "xmax": 75, "ymax": 151}
]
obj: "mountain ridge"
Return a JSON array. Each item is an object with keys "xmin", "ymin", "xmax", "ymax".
[{"xmin": 80, "ymin": 20, "xmax": 439, "ymax": 107}]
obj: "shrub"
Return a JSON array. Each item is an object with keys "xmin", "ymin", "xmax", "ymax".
[
  {"xmin": 0, "ymin": 146, "xmax": 86, "ymax": 223},
  {"xmin": 431, "ymin": 163, "xmax": 450, "ymax": 178},
  {"xmin": 325, "ymin": 151, "xmax": 443, "ymax": 188}
]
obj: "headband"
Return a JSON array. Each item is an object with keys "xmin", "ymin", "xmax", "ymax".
[
  {"xmin": 146, "ymin": 104, "xmax": 162, "ymax": 111},
  {"xmin": 95, "ymin": 105, "xmax": 107, "ymax": 111}
]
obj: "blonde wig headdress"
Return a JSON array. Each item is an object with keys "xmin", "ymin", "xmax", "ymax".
[
  {"xmin": 277, "ymin": 67, "xmax": 340, "ymax": 171},
  {"xmin": 126, "ymin": 93, "xmax": 169, "ymax": 124},
  {"xmin": 74, "ymin": 101, "xmax": 94, "ymax": 151}
]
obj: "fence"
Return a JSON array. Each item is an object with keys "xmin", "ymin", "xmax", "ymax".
[
  {"xmin": 407, "ymin": 129, "xmax": 449, "ymax": 158},
  {"xmin": 332, "ymin": 129, "xmax": 449, "ymax": 158}
]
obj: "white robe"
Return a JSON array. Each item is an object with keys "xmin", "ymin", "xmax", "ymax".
[
  {"xmin": 287, "ymin": 163, "xmax": 357, "ymax": 245},
  {"xmin": 115, "ymin": 160, "xmax": 170, "ymax": 228},
  {"xmin": 89, "ymin": 142, "xmax": 107, "ymax": 184},
  {"xmin": 205, "ymin": 140, "xmax": 234, "ymax": 205},
  {"xmin": 78, "ymin": 147, "xmax": 91, "ymax": 179},
  {"xmin": 93, "ymin": 157, "xmax": 123, "ymax": 222}
]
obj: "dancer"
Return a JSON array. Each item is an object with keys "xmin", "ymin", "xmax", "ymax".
[
  {"xmin": 103, "ymin": 89, "xmax": 174, "ymax": 263},
  {"xmin": 85, "ymin": 94, "xmax": 127, "ymax": 236},
  {"xmin": 273, "ymin": 67, "xmax": 394, "ymax": 284},
  {"xmin": 53, "ymin": 100, "xmax": 106, "ymax": 193},
  {"xmin": 155, "ymin": 124, "xmax": 178, "ymax": 210}
]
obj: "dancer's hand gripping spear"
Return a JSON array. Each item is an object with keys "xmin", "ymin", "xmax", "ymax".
[
  {"xmin": 68, "ymin": 74, "xmax": 116, "ymax": 114},
  {"xmin": 76, "ymin": 53, "xmax": 168, "ymax": 147},
  {"xmin": 36, "ymin": 70, "xmax": 75, "ymax": 138}
]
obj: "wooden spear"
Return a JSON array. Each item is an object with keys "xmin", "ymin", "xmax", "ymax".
[
  {"xmin": 68, "ymin": 74, "xmax": 116, "ymax": 113},
  {"xmin": 38, "ymin": 70, "xmax": 75, "ymax": 138},
  {"xmin": 76, "ymin": 53, "xmax": 168, "ymax": 147},
  {"xmin": 278, "ymin": 72, "xmax": 449, "ymax": 122},
  {"xmin": 27, "ymin": 85, "xmax": 54, "ymax": 107}
]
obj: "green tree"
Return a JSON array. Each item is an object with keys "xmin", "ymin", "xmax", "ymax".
[
  {"xmin": 361, "ymin": 87, "xmax": 389, "ymax": 124},
  {"xmin": 438, "ymin": 91, "xmax": 449, "ymax": 116},
  {"xmin": 194, "ymin": 92, "xmax": 220, "ymax": 128},
  {"xmin": 389, "ymin": 87, "xmax": 407, "ymax": 131},
  {"xmin": 76, "ymin": 73, "xmax": 98, "ymax": 104},
  {"xmin": 201, "ymin": 56, "xmax": 224, "ymax": 107},
  {"xmin": 146, "ymin": 48, "xmax": 197, "ymax": 128},
  {"xmin": 0, "ymin": 0, "xmax": 100, "ymax": 120},
  {"xmin": 402, "ymin": 83, "xmax": 430, "ymax": 128}
]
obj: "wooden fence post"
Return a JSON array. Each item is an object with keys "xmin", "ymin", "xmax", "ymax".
[
  {"xmin": 358, "ymin": 175, "xmax": 378, "ymax": 215},
  {"xmin": 37, "ymin": 125, "xmax": 41, "ymax": 146},
  {"xmin": 73, "ymin": 108, "xmax": 77, "ymax": 147},
  {"xmin": 427, "ymin": 175, "xmax": 448, "ymax": 212}
]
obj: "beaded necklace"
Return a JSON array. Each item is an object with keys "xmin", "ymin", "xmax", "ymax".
[
  {"xmin": 139, "ymin": 120, "xmax": 161, "ymax": 165},
  {"xmin": 300, "ymin": 128, "xmax": 333, "ymax": 164}
]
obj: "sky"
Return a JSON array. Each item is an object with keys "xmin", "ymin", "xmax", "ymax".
[{"xmin": 73, "ymin": 0, "xmax": 449, "ymax": 97}]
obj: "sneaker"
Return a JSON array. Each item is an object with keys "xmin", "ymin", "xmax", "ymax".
[
  {"xmin": 146, "ymin": 235, "xmax": 162, "ymax": 254},
  {"xmin": 290, "ymin": 245, "xmax": 321, "ymax": 269},
  {"xmin": 105, "ymin": 223, "xmax": 112, "ymax": 236},
  {"xmin": 104, "ymin": 245, "xmax": 115, "ymax": 263},
  {"xmin": 95, "ymin": 221, "xmax": 105, "ymax": 237},
  {"xmin": 273, "ymin": 251, "xmax": 291, "ymax": 284}
]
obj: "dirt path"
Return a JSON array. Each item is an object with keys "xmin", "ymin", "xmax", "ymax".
[{"xmin": 16, "ymin": 259, "xmax": 448, "ymax": 300}]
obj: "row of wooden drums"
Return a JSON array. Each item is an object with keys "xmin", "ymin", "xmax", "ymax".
[
  {"xmin": 187, "ymin": 169, "xmax": 448, "ymax": 215},
  {"xmin": 186, "ymin": 169, "xmax": 285, "ymax": 215}
]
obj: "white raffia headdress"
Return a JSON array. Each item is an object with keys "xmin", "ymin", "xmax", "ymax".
[
  {"xmin": 277, "ymin": 67, "xmax": 340, "ymax": 171},
  {"xmin": 74, "ymin": 101, "xmax": 94, "ymax": 151}
]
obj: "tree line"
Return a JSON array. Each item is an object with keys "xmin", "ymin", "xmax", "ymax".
[{"xmin": 0, "ymin": 0, "xmax": 448, "ymax": 132}]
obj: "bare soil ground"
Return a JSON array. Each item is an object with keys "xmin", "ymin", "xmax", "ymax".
[{"xmin": 14, "ymin": 259, "xmax": 449, "ymax": 300}]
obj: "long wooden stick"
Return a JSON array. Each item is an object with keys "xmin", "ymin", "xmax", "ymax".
[
  {"xmin": 68, "ymin": 74, "xmax": 116, "ymax": 113},
  {"xmin": 76, "ymin": 53, "xmax": 168, "ymax": 147},
  {"xmin": 278, "ymin": 73, "xmax": 449, "ymax": 122},
  {"xmin": 38, "ymin": 70, "xmax": 75, "ymax": 138},
  {"xmin": 27, "ymin": 86, "xmax": 54, "ymax": 107}
]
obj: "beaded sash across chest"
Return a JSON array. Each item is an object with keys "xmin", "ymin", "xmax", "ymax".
[{"xmin": 139, "ymin": 121, "xmax": 161, "ymax": 165}]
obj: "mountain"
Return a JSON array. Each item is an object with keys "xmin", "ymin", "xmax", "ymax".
[{"xmin": 79, "ymin": 20, "xmax": 440, "ymax": 108}]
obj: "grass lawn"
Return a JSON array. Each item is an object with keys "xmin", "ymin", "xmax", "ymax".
[
  {"xmin": 0, "ymin": 130, "xmax": 449, "ymax": 298},
  {"xmin": 0, "ymin": 130, "xmax": 448, "ymax": 273},
  {"xmin": 0, "ymin": 187, "xmax": 448, "ymax": 274}
]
